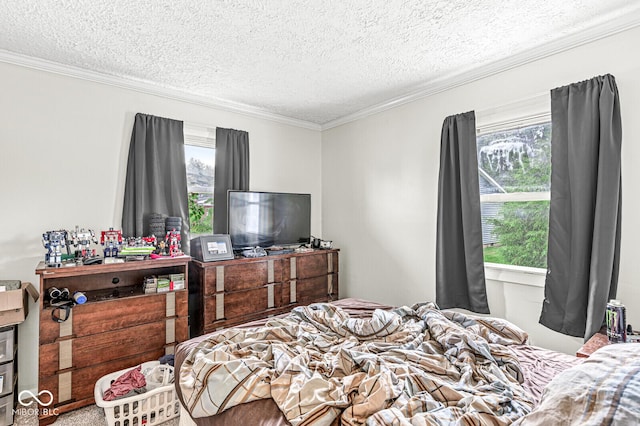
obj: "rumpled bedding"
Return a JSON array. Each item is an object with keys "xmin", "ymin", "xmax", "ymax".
[
  {"xmin": 514, "ymin": 343, "xmax": 640, "ymax": 425},
  {"xmin": 180, "ymin": 302, "xmax": 536, "ymax": 425}
]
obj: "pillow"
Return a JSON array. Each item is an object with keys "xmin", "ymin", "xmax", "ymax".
[{"xmin": 515, "ymin": 343, "xmax": 640, "ymax": 425}]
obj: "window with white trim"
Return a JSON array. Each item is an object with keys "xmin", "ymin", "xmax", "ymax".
[
  {"xmin": 184, "ymin": 125, "xmax": 215, "ymax": 237},
  {"xmin": 476, "ymin": 100, "xmax": 551, "ymax": 268}
]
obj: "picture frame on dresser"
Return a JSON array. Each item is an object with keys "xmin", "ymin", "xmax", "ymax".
[{"xmin": 190, "ymin": 234, "xmax": 235, "ymax": 262}]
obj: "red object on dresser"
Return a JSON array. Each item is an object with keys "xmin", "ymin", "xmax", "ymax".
[{"xmin": 576, "ymin": 331, "xmax": 611, "ymax": 357}]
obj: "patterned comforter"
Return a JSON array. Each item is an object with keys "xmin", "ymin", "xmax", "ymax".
[
  {"xmin": 514, "ymin": 343, "xmax": 640, "ymax": 425},
  {"xmin": 179, "ymin": 302, "xmax": 536, "ymax": 425}
]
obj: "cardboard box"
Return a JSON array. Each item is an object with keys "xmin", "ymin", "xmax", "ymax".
[
  {"xmin": 156, "ymin": 277, "xmax": 171, "ymax": 293},
  {"xmin": 0, "ymin": 281, "xmax": 39, "ymax": 327}
]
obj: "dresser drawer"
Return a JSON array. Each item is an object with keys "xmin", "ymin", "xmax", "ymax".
[
  {"xmin": 290, "ymin": 275, "xmax": 332, "ymax": 306},
  {"xmin": 204, "ymin": 283, "xmax": 283, "ymax": 326},
  {"xmin": 0, "ymin": 393, "xmax": 13, "ymax": 426},
  {"xmin": 40, "ymin": 291, "xmax": 188, "ymax": 344},
  {"xmin": 39, "ymin": 317, "xmax": 187, "ymax": 376},
  {"xmin": 0, "ymin": 362, "xmax": 14, "ymax": 397},
  {"xmin": 203, "ymin": 260, "xmax": 283, "ymax": 294},
  {"xmin": 286, "ymin": 252, "xmax": 338, "ymax": 280},
  {"xmin": 0, "ymin": 329, "xmax": 15, "ymax": 364}
]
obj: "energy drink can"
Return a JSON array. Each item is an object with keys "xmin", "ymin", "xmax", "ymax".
[{"xmin": 606, "ymin": 299, "xmax": 627, "ymax": 343}]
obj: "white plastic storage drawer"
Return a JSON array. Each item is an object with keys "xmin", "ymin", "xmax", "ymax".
[
  {"xmin": 0, "ymin": 362, "xmax": 13, "ymax": 397},
  {"xmin": 0, "ymin": 393, "xmax": 13, "ymax": 426},
  {"xmin": 0, "ymin": 329, "xmax": 14, "ymax": 364}
]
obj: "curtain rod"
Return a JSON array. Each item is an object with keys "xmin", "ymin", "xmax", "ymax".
[
  {"xmin": 477, "ymin": 112, "xmax": 551, "ymax": 135},
  {"xmin": 476, "ymin": 90, "xmax": 549, "ymax": 115},
  {"xmin": 476, "ymin": 91, "xmax": 551, "ymax": 134}
]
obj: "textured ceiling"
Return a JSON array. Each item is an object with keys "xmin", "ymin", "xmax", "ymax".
[{"xmin": 1, "ymin": 1, "xmax": 639, "ymax": 126}]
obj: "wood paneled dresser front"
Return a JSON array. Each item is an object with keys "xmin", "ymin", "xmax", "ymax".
[
  {"xmin": 35, "ymin": 257, "xmax": 189, "ymax": 425},
  {"xmin": 189, "ymin": 249, "xmax": 339, "ymax": 337}
]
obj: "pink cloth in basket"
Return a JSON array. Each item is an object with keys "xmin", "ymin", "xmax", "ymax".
[{"xmin": 102, "ymin": 365, "xmax": 147, "ymax": 401}]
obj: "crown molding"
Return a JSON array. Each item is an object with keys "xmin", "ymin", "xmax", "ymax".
[
  {"xmin": 2, "ymin": 9, "xmax": 640, "ymax": 134},
  {"xmin": 0, "ymin": 49, "xmax": 322, "ymax": 131},
  {"xmin": 320, "ymin": 11, "xmax": 640, "ymax": 131}
]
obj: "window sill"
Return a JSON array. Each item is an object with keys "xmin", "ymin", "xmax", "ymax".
[{"xmin": 484, "ymin": 262, "xmax": 546, "ymax": 288}]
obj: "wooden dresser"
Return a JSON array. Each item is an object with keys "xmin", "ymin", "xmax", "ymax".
[
  {"xmin": 189, "ymin": 249, "xmax": 339, "ymax": 336},
  {"xmin": 35, "ymin": 257, "xmax": 190, "ymax": 424}
]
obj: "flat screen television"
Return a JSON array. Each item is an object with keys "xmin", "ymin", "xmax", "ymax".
[{"xmin": 227, "ymin": 191, "xmax": 311, "ymax": 249}]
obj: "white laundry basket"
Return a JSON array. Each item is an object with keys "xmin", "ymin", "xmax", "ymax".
[{"xmin": 94, "ymin": 361, "xmax": 179, "ymax": 426}]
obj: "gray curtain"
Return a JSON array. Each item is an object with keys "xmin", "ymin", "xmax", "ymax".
[
  {"xmin": 436, "ymin": 111, "xmax": 490, "ymax": 314},
  {"xmin": 213, "ymin": 127, "xmax": 250, "ymax": 234},
  {"xmin": 539, "ymin": 74, "xmax": 622, "ymax": 341},
  {"xmin": 122, "ymin": 113, "xmax": 190, "ymax": 252}
]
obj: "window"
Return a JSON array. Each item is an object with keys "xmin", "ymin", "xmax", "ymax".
[
  {"xmin": 477, "ymin": 117, "xmax": 551, "ymax": 268},
  {"xmin": 184, "ymin": 126, "xmax": 215, "ymax": 237}
]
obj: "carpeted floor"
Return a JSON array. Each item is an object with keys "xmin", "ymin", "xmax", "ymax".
[{"xmin": 13, "ymin": 404, "xmax": 180, "ymax": 426}]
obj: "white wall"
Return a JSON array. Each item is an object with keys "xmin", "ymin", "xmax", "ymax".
[
  {"xmin": 0, "ymin": 61, "xmax": 322, "ymax": 392},
  {"xmin": 322, "ymin": 25, "xmax": 640, "ymax": 355},
  {"xmin": 4, "ymin": 23, "xmax": 640, "ymax": 396}
]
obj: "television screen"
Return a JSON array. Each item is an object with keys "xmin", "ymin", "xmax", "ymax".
[{"xmin": 227, "ymin": 191, "xmax": 311, "ymax": 249}]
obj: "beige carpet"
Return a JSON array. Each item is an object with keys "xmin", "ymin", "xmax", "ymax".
[{"xmin": 14, "ymin": 404, "xmax": 180, "ymax": 426}]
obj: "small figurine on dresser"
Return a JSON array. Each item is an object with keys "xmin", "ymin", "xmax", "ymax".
[
  {"xmin": 101, "ymin": 227, "xmax": 123, "ymax": 259},
  {"xmin": 68, "ymin": 225, "xmax": 102, "ymax": 265},
  {"xmin": 165, "ymin": 229, "xmax": 183, "ymax": 257},
  {"xmin": 42, "ymin": 230, "xmax": 69, "ymax": 267}
]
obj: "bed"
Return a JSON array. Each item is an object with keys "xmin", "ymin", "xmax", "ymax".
[{"xmin": 175, "ymin": 298, "xmax": 639, "ymax": 425}]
